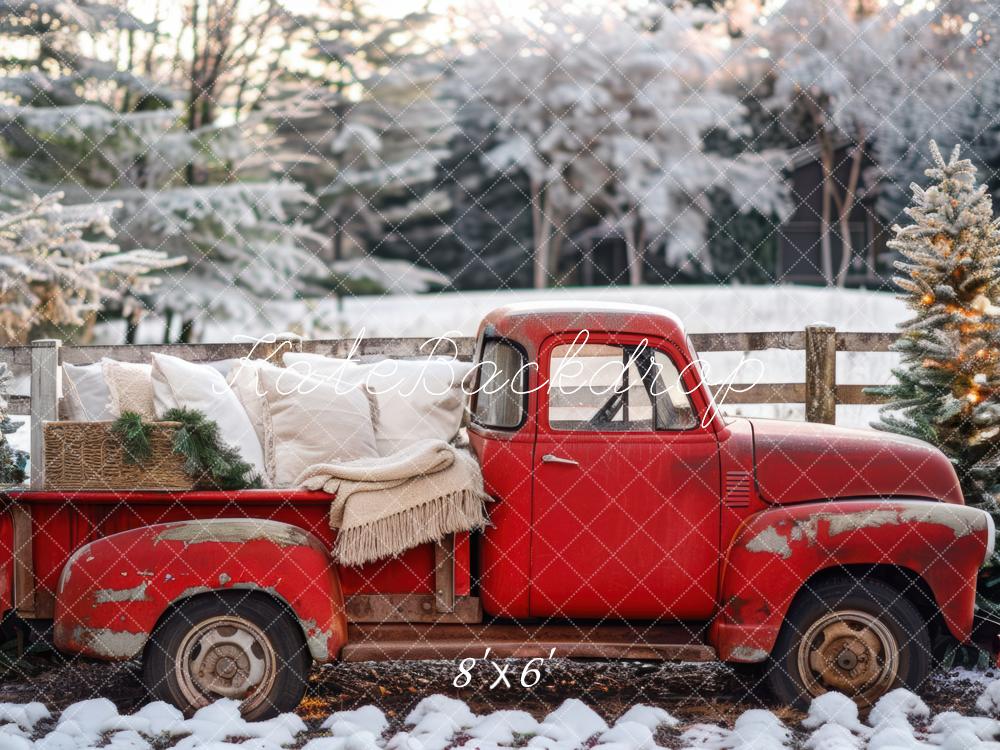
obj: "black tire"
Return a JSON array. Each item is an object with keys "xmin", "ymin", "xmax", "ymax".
[
  {"xmin": 763, "ymin": 577, "xmax": 931, "ymax": 708},
  {"xmin": 142, "ymin": 592, "xmax": 311, "ymax": 719}
]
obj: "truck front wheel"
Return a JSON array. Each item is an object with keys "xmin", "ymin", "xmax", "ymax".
[
  {"xmin": 142, "ymin": 592, "xmax": 311, "ymax": 719},
  {"xmin": 763, "ymin": 578, "xmax": 931, "ymax": 708}
]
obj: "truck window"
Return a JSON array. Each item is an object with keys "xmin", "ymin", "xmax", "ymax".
[
  {"xmin": 472, "ymin": 339, "xmax": 526, "ymax": 429},
  {"xmin": 548, "ymin": 343, "xmax": 696, "ymax": 432}
]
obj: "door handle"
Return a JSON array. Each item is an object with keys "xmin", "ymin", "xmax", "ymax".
[{"xmin": 542, "ymin": 453, "xmax": 579, "ymax": 466}]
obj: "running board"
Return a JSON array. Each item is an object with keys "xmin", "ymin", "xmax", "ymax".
[{"xmin": 340, "ymin": 622, "xmax": 716, "ymax": 662}]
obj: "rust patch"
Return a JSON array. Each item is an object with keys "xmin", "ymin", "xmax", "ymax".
[
  {"xmin": 744, "ymin": 526, "xmax": 792, "ymax": 559},
  {"xmin": 94, "ymin": 582, "xmax": 149, "ymax": 604},
  {"xmin": 72, "ymin": 627, "xmax": 147, "ymax": 659},
  {"xmin": 897, "ymin": 505, "xmax": 989, "ymax": 538},
  {"xmin": 729, "ymin": 646, "xmax": 769, "ymax": 662},
  {"xmin": 743, "ymin": 503, "xmax": 989, "ymax": 558},
  {"xmin": 155, "ymin": 519, "xmax": 313, "ymax": 548},
  {"xmin": 301, "ymin": 618, "xmax": 334, "ymax": 661}
]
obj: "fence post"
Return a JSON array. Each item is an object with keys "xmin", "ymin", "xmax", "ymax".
[
  {"xmin": 29, "ymin": 339, "xmax": 61, "ymax": 490},
  {"xmin": 805, "ymin": 325, "xmax": 836, "ymax": 424},
  {"xmin": 247, "ymin": 333, "xmax": 302, "ymax": 365}
]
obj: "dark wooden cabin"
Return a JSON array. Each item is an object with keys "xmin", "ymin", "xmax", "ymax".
[{"xmin": 775, "ymin": 141, "xmax": 890, "ymax": 287}]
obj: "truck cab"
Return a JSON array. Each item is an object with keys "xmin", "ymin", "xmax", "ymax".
[{"xmin": 466, "ymin": 302, "xmax": 994, "ymax": 706}]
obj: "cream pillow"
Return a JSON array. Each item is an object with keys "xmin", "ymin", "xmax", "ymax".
[
  {"xmin": 102, "ymin": 359, "xmax": 155, "ymax": 419},
  {"xmin": 227, "ymin": 359, "xmax": 267, "ymax": 449},
  {"xmin": 257, "ymin": 364, "xmax": 378, "ymax": 487},
  {"xmin": 150, "ymin": 353, "xmax": 267, "ymax": 481},
  {"xmin": 62, "ymin": 362, "xmax": 113, "ymax": 421},
  {"xmin": 338, "ymin": 358, "xmax": 474, "ymax": 456}
]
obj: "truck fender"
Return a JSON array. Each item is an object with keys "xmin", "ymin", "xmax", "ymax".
[
  {"xmin": 53, "ymin": 519, "xmax": 348, "ymax": 663},
  {"xmin": 710, "ymin": 499, "xmax": 992, "ymax": 663}
]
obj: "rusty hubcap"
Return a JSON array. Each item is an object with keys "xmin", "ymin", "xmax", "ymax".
[
  {"xmin": 176, "ymin": 615, "xmax": 277, "ymax": 714},
  {"xmin": 797, "ymin": 609, "xmax": 899, "ymax": 705}
]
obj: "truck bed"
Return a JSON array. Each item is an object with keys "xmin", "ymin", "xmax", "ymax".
[{"xmin": 0, "ymin": 489, "xmax": 473, "ymax": 621}]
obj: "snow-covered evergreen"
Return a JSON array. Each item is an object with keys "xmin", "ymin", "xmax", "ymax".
[
  {"xmin": 0, "ymin": 0, "xmax": 327, "ymax": 340},
  {"xmin": 756, "ymin": 0, "xmax": 1000, "ymax": 283},
  {"xmin": 0, "ymin": 192, "xmax": 181, "ymax": 345},
  {"xmin": 455, "ymin": 0, "xmax": 789, "ymax": 287},
  {"xmin": 868, "ymin": 1, "xmax": 1000, "ymax": 221},
  {"xmin": 267, "ymin": 3, "xmax": 456, "ymax": 294}
]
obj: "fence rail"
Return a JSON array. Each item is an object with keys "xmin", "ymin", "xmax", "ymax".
[
  {"xmin": 2, "ymin": 326, "xmax": 899, "ymax": 486},
  {"xmin": 1, "ymin": 327, "xmax": 897, "ymax": 423}
]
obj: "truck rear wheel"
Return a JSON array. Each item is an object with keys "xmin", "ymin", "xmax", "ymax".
[
  {"xmin": 763, "ymin": 578, "xmax": 930, "ymax": 708},
  {"xmin": 143, "ymin": 592, "xmax": 311, "ymax": 719}
]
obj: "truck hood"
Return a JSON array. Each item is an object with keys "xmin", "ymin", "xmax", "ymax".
[{"xmin": 748, "ymin": 418, "xmax": 964, "ymax": 506}]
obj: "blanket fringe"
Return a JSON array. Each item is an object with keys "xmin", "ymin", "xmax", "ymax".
[{"xmin": 333, "ymin": 488, "xmax": 490, "ymax": 566}]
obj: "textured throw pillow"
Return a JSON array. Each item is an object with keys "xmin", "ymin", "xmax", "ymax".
[
  {"xmin": 62, "ymin": 362, "xmax": 114, "ymax": 421},
  {"xmin": 150, "ymin": 353, "xmax": 267, "ymax": 481},
  {"xmin": 102, "ymin": 359, "xmax": 156, "ymax": 419},
  {"xmin": 339, "ymin": 358, "xmax": 474, "ymax": 456},
  {"xmin": 227, "ymin": 359, "xmax": 268, "ymax": 449},
  {"xmin": 257, "ymin": 363, "xmax": 378, "ymax": 487}
]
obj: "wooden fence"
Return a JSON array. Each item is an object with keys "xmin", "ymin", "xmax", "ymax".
[{"xmin": 1, "ymin": 326, "xmax": 898, "ymax": 487}]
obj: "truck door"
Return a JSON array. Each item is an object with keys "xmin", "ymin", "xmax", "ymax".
[{"xmin": 529, "ymin": 333, "xmax": 722, "ymax": 620}]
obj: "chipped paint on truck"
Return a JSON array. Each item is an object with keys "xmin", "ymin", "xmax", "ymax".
[
  {"xmin": 710, "ymin": 499, "xmax": 992, "ymax": 663},
  {"xmin": 52, "ymin": 520, "xmax": 348, "ymax": 663}
]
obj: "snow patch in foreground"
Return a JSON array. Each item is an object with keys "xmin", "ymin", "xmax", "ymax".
[{"xmin": 14, "ymin": 679, "xmax": 1000, "ymax": 750}]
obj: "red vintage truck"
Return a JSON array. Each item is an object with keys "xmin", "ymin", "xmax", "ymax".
[{"xmin": 0, "ymin": 303, "xmax": 994, "ymax": 718}]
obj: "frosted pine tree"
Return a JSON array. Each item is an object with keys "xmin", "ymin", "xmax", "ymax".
[
  {"xmin": 458, "ymin": 0, "xmax": 788, "ymax": 287},
  {"xmin": 0, "ymin": 192, "xmax": 181, "ymax": 345},
  {"xmin": 871, "ymin": 142, "xmax": 1000, "ymax": 509},
  {"xmin": 0, "ymin": 0, "xmax": 326, "ymax": 341}
]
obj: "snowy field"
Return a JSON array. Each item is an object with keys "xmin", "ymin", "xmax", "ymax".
[
  {"xmin": 102, "ymin": 285, "xmax": 906, "ymax": 342},
  {"xmin": 4, "ymin": 680, "xmax": 1000, "ymax": 750}
]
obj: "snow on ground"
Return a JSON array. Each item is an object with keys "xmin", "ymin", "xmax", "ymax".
[{"xmin": 8, "ymin": 682, "xmax": 1000, "ymax": 750}]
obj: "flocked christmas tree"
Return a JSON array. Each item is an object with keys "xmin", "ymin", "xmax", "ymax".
[{"xmin": 871, "ymin": 141, "xmax": 1000, "ymax": 519}]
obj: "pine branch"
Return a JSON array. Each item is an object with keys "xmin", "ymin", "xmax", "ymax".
[
  {"xmin": 162, "ymin": 407, "xmax": 262, "ymax": 490},
  {"xmin": 110, "ymin": 411, "xmax": 152, "ymax": 465}
]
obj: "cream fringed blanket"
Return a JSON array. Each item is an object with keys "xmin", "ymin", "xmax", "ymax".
[{"xmin": 295, "ymin": 439, "xmax": 490, "ymax": 566}]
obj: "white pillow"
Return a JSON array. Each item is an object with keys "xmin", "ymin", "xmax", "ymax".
[
  {"xmin": 338, "ymin": 358, "xmax": 474, "ymax": 456},
  {"xmin": 150, "ymin": 353, "xmax": 267, "ymax": 481},
  {"xmin": 62, "ymin": 362, "xmax": 113, "ymax": 421},
  {"xmin": 257, "ymin": 363, "xmax": 378, "ymax": 487},
  {"xmin": 102, "ymin": 359, "xmax": 156, "ymax": 419},
  {"xmin": 227, "ymin": 359, "xmax": 267, "ymax": 449}
]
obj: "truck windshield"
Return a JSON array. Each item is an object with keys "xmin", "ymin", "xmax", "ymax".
[{"xmin": 471, "ymin": 339, "xmax": 526, "ymax": 429}]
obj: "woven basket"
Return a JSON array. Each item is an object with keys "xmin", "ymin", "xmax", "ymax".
[{"xmin": 43, "ymin": 421, "xmax": 196, "ymax": 491}]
